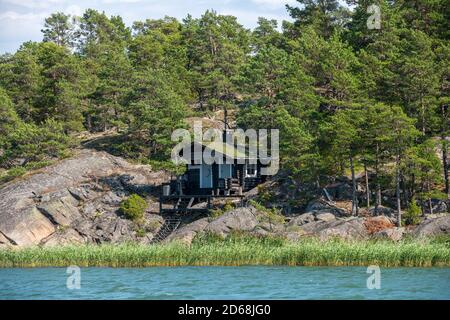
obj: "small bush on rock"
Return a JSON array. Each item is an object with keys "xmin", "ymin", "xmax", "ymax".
[
  {"xmin": 120, "ymin": 194, "xmax": 147, "ymax": 221},
  {"xmin": 404, "ymin": 199, "xmax": 421, "ymax": 225}
]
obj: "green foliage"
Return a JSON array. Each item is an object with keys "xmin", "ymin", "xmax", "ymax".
[
  {"xmin": 223, "ymin": 201, "xmax": 234, "ymax": 212},
  {"xmin": 120, "ymin": 194, "xmax": 147, "ymax": 221},
  {"xmin": 249, "ymin": 200, "xmax": 285, "ymax": 224},
  {"xmin": 146, "ymin": 160, "xmax": 186, "ymax": 176},
  {"xmin": 0, "ymin": 4, "xmax": 449, "ymax": 209},
  {"xmin": 208, "ymin": 208, "xmax": 224, "ymax": 219},
  {"xmin": 403, "ymin": 199, "xmax": 422, "ymax": 226},
  {"xmin": 402, "ymin": 139, "xmax": 445, "ymax": 203},
  {"xmin": 286, "ymin": 1, "xmax": 350, "ymax": 39},
  {"xmin": 1, "ymin": 237, "xmax": 449, "ymax": 267},
  {"xmin": 146, "ymin": 220, "xmax": 162, "ymax": 233},
  {"xmin": 182, "ymin": 10, "xmax": 250, "ymax": 111},
  {"xmin": 0, "ymin": 166, "xmax": 27, "ymax": 184},
  {"xmin": 0, "ymin": 88, "xmax": 20, "ymax": 150},
  {"xmin": 209, "ymin": 201, "xmax": 235, "ymax": 219},
  {"xmin": 42, "ymin": 12, "xmax": 76, "ymax": 48},
  {"xmin": 1, "ymin": 119, "xmax": 70, "ymax": 166},
  {"xmin": 125, "ymin": 69, "xmax": 189, "ymax": 159},
  {"xmin": 256, "ymin": 184, "xmax": 276, "ymax": 204},
  {"xmin": 135, "ymin": 228, "xmax": 146, "ymax": 238}
]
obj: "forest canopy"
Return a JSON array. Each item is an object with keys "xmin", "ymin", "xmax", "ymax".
[{"xmin": 0, "ymin": 0, "xmax": 449, "ymax": 218}]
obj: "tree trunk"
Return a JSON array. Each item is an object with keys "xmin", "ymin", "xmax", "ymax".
[
  {"xmin": 395, "ymin": 154, "xmax": 402, "ymax": 227},
  {"xmin": 87, "ymin": 114, "xmax": 92, "ymax": 132},
  {"xmin": 375, "ymin": 144, "xmax": 381, "ymax": 215},
  {"xmin": 442, "ymin": 135, "xmax": 449, "ymax": 199},
  {"xmin": 420, "ymin": 94, "xmax": 426, "ymax": 135},
  {"xmin": 403, "ymin": 176, "xmax": 410, "ymax": 208},
  {"xmin": 349, "ymin": 154, "xmax": 358, "ymax": 216},
  {"xmin": 364, "ymin": 162, "xmax": 370, "ymax": 209}
]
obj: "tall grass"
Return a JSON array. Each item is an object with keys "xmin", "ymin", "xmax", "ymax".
[{"xmin": 0, "ymin": 234, "xmax": 449, "ymax": 268}]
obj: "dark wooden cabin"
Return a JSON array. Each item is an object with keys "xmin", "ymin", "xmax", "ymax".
[
  {"xmin": 180, "ymin": 139, "xmax": 266, "ymax": 196},
  {"xmin": 159, "ymin": 129, "xmax": 268, "ymax": 215}
]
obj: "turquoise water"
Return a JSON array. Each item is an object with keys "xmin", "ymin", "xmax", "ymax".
[{"xmin": 0, "ymin": 266, "xmax": 449, "ymax": 300}]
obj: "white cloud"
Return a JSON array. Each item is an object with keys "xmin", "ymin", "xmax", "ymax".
[
  {"xmin": 2, "ymin": 0, "xmax": 67, "ymax": 9},
  {"xmin": 0, "ymin": 11, "xmax": 46, "ymax": 52},
  {"xmin": 220, "ymin": 8, "xmax": 287, "ymax": 28},
  {"xmin": 0, "ymin": 11, "xmax": 47, "ymax": 22},
  {"xmin": 101, "ymin": 0, "xmax": 143, "ymax": 3},
  {"xmin": 251, "ymin": 0, "xmax": 297, "ymax": 8},
  {"xmin": 64, "ymin": 4, "xmax": 83, "ymax": 16}
]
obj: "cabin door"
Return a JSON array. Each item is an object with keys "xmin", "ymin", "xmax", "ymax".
[
  {"xmin": 200, "ymin": 164, "xmax": 213, "ymax": 189},
  {"xmin": 187, "ymin": 165, "xmax": 200, "ymax": 189}
]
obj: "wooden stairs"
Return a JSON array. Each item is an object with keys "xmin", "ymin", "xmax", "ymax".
[
  {"xmin": 150, "ymin": 216, "xmax": 181, "ymax": 243},
  {"xmin": 151, "ymin": 196, "xmax": 197, "ymax": 243}
]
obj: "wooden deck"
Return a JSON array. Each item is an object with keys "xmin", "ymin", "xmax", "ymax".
[{"xmin": 159, "ymin": 194, "xmax": 245, "ymax": 215}]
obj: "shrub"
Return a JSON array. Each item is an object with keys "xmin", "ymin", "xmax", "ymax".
[
  {"xmin": 0, "ymin": 166, "xmax": 27, "ymax": 184},
  {"xmin": 146, "ymin": 220, "xmax": 162, "ymax": 232},
  {"xmin": 24, "ymin": 160, "xmax": 52, "ymax": 171},
  {"xmin": 135, "ymin": 228, "xmax": 146, "ymax": 238},
  {"xmin": 208, "ymin": 201, "xmax": 235, "ymax": 220},
  {"xmin": 209, "ymin": 208, "xmax": 224, "ymax": 219},
  {"xmin": 223, "ymin": 201, "xmax": 234, "ymax": 212},
  {"xmin": 120, "ymin": 194, "xmax": 147, "ymax": 221},
  {"xmin": 1, "ymin": 119, "xmax": 70, "ymax": 166},
  {"xmin": 249, "ymin": 200, "xmax": 285, "ymax": 224},
  {"xmin": 403, "ymin": 199, "xmax": 421, "ymax": 226}
]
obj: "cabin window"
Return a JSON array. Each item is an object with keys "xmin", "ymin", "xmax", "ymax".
[
  {"xmin": 219, "ymin": 164, "xmax": 232, "ymax": 179},
  {"xmin": 246, "ymin": 164, "xmax": 257, "ymax": 177}
]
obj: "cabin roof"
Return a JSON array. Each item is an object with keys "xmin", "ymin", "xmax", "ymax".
[{"xmin": 194, "ymin": 140, "xmax": 256, "ymax": 160}]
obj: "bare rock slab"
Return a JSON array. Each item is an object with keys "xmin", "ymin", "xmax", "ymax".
[
  {"xmin": 204, "ymin": 207, "xmax": 259, "ymax": 237},
  {"xmin": 413, "ymin": 215, "xmax": 450, "ymax": 237}
]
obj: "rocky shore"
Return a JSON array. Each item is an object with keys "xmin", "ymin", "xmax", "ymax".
[{"xmin": 0, "ymin": 150, "xmax": 449, "ymax": 249}]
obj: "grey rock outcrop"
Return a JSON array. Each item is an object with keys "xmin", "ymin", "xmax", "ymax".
[
  {"xmin": 287, "ymin": 211, "xmax": 336, "ymax": 228},
  {"xmin": 305, "ymin": 199, "xmax": 346, "ymax": 216},
  {"xmin": 315, "ymin": 212, "xmax": 336, "ymax": 222},
  {"xmin": 165, "ymin": 207, "xmax": 261, "ymax": 245},
  {"xmin": 204, "ymin": 207, "xmax": 260, "ymax": 237},
  {"xmin": 413, "ymin": 215, "xmax": 450, "ymax": 237},
  {"xmin": 298, "ymin": 218, "xmax": 369, "ymax": 240},
  {"xmin": 0, "ymin": 149, "xmax": 169, "ymax": 247},
  {"xmin": 165, "ymin": 218, "xmax": 210, "ymax": 245},
  {"xmin": 288, "ymin": 212, "xmax": 316, "ymax": 226},
  {"xmin": 373, "ymin": 227, "xmax": 405, "ymax": 241}
]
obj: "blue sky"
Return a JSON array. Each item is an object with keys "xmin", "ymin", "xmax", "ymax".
[{"xmin": 0, "ymin": 0, "xmax": 298, "ymax": 54}]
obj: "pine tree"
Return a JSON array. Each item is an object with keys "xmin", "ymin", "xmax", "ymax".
[
  {"xmin": 35, "ymin": 42, "xmax": 90, "ymax": 132},
  {"xmin": 0, "ymin": 43, "xmax": 42, "ymax": 122},
  {"xmin": 323, "ymin": 105, "xmax": 365, "ymax": 215},
  {"xmin": 41, "ymin": 12, "xmax": 76, "ymax": 48},
  {"xmin": 286, "ymin": 0, "xmax": 351, "ymax": 39}
]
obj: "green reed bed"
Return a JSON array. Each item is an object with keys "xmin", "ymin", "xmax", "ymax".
[{"xmin": 0, "ymin": 234, "xmax": 449, "ymax": 268}]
